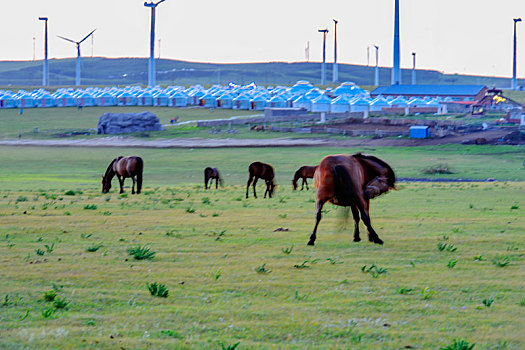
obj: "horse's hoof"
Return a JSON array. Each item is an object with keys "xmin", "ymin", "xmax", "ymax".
[
  {"xmin": 307, "ymin": 241, "xmax": 315, "ymax": 246},
  {"xmin": 374, "ymin": 238, "xmax": 384, "ymax": 245},
  {"xmin": 353, "ymin": 237, "xmax": 361, "ymax": 242}
]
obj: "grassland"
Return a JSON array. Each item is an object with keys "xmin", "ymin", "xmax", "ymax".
[{"xmin": 0, "ymin": 144, "xmax": 524, "ymax": 349}]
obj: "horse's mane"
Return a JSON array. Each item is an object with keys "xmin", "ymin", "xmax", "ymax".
[
  {"xmin": 103, "ymin": 156, "xmax": 122, "ymax": 180},
  {"xmin": 352, "ymin": 153, "xmax": 396, "ymax": 188}
]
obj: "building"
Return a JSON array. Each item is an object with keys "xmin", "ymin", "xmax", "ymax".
[{"xmin": 371, "ymin": 85, "xmax": 487, "ymax": 102}]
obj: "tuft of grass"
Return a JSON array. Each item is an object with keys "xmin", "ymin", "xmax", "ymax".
[
  {"xmin": 83, "ymin": 204, "xmax": 98, "ymax": 210},
  {"xmin": 491, "ymin": 256, "xmax": 510, "ymax": 268},
  {"xmin": 202, "ymin": 197, "xmax": 211, "ymax": 205},
  {"xmin": 16, "ymin": 196, "xmax": 28, "ymax": 203},
  {"xmin": 281, "ymin": 245, "xmax": 293, "ymax": 254},
  {"xmin": 220, "ymin": 341, "xmax": 240, "ymax": 350},
  {"xmin": 53, "ymin": 296, "xmax": 70, "ymax": 310},
  {"xmin": 64, "ymin": 190, "xmax": 82, "ymax": 196},
  {"xmin": 510, "ymin": 204, "xmax": 519, "ymax": 210},
  {"xmin": 147, "ymin": 282, "xmax": 169, "ymax": 298},
  {"xmin": 421, "ymin": 287, "xmax": 436, "ymax": 300},
  {"xmin": 160, "ymin": 330, "xmax": 183, "ymax": 339},
  {"xmin": 35, "ymin": 248, "xmax": 45, "ymax": 256},
  {"xmin": 447, "ymin": 259, "xmax": 458, "ymax": 269},
  {"xmin": 43, "ymin": 290, "xmax": 57, "ymax": 302},
  {"xmin": 127, "ymin": 245, "xmax": 156, "ymax": 260},
  {"xmin": 255, "ymin": 263, "xmax": 271, "ymax": 274},
  {"xmin": 44, "ymin": 243, "xmax": 55, "ymax": 253},
  {"xmin": 439, "ymin": 338, "xmax": 475, "ymax": 350},
  {"xmin": 41, "ymin": 308, "xmax": 56, "ymax": 319},
  {"xmin": 293, "ymin": 261, "xmax": 311, "ymax": 269},
  {"xmin": 482, "ymin": 296, "xmax": 495, "ymax": 308},
  {"xmin": 438, "ymin": 242, "xmax": 457, "ymax": 252},
  {"xmin": 86, "ymin": 243, "xmax": 103, "ymax": 252},
  {"xmin": 361, "ymin": 263, "xmax": 388, "ymax": 277},
  {"xmin": 185, "ymin": 206, "xmax": 196, "ymax": 214},
  {"xmin": 208, "ymin": 268, "xmax": 222, "ymax": 280},
  {"xmin": 396, "ymin": 286, "xmax": 414, "ymax": 294}
]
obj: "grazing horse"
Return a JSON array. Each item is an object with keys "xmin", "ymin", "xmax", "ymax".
[
  {"xmin": 307, "ymin": 153, "xmax": 396, "ymax": 246},
  {"xmin": 292, "ymin": 165, "xmax": 318, "ymax": 190},
  {"xmin": 246, "ymin": 162, "xmax": 276, "ymax": 199},
  {"xmin": 204, "ymin": 167, "xmax": 223, "ymax": 189},
  {"xmin": 102, "ymin": 156, "xmax": 144, "ymax": 194}
]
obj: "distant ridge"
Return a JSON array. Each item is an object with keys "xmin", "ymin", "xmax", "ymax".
[{"xmin": 0, "ymin": 57, "xmax": 518, "ymax": 88}]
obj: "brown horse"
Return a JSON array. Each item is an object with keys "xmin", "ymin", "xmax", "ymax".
[
  {"xmin": 307, "ymin": 153, "xmax": 395, "ymax": 246},
  {"xmin": 102, "ymin": 156, "xmax": 144, "ymax": 194},
  {"xmin": 292, "ymin": 165, "xmax": 317, "ymax": 190},
  {"xmin": 204, "ymin": 167, "xmax": 223, "ymax": 189},
  {"xmin": 246, "ymin": 162, "xmax": 276, "ymax": 198}
]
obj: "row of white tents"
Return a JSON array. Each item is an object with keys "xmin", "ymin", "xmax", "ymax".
[{"xmin": 0, "ymin": 80, "xmax": 444, "ymax": 113}]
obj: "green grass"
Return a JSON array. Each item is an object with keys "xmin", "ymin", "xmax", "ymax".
[
  {"xmin": 0, "ymin": 106, "xmax": 259, "ymax": 139},
  {"xmin": 0, "ymin": 144, "xmax": 523, "ymax": 348}
]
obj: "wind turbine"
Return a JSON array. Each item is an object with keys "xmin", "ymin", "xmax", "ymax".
[
  {"xmin": 144, "ymin": 0, "xmax": 166, "ymax": 87},
  {"xmin": 411, "ymin": 52, "xmax": 416, "ymax": 85},
  {"xmin": 318, "ymin": 28, "xmax": 329, "ymax": 85},
  {"xmin": 38, "ymin": 17, "xmax": 49, "ymax": 86},
  {"xmin": 392, "ymin": 0, "xmax": 401, "ymax": 85},
  {"xmin": 57, "ymin": 29, "xmax": 96, "ymax": 86},
  {"xmin": 332, "ymin": 19, "xmax": 338, "ymax": 83},
  {"xmin": 374, "ymin": 45, "xmax": 379, "ymax": 86},
  {"xmin": 512, "ymin": 18, "xmax": 522, "ymax": 90}
]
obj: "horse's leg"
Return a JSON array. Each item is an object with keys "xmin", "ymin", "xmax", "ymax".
[
  {"xmin": 136, "ymin": 172, "xmax": 142, "ymax": 194},
  {"xmin": 252, "ymin": 177, "xmax": 259, "ymax": 198},
  {"xmin": 307, "ymin": 200, "xmax": 325, "ymax": 246},
  {"xmin": 215, "ymin": 177, "xmax": 218, "ymax": 189},
  {"xmin": 117, "ymin": 175, "xmax": 124, "ymax": 193},
  {"xmin": 204, "ymin": 175, "xmax": 208, "ymax": 190},
  {"xmin": 357, "ymin": 199, "xmax": 383, "ymax": 245},
  {"xmin": 131, "ymin": 176, "xmax": 136, "ymax": 194},
  {"xmin": 246, "ymin": 175, "xmax": 254, "ymax": 198},
  {"xmin": 351, "ymin": 205, "xmax": 361, "ymax": 242}
]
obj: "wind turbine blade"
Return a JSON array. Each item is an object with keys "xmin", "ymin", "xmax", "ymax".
[
  {"xmin": 57, "ymin": 35, "xmax": 77, "ymax": 44},
  {"xmin": 155, "ymin": 0, "xmax": 166, "ymax": 5},
  {"xmin": 79, "ymin": 29, "xmax": 96, "ymax": 44}
]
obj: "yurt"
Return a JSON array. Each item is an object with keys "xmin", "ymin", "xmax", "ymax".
[
  {"xmin": 137, "ymin": 90, "xmax": 154, "ymax": 106},
  {"xmin": 0, "ymin": 92, "xmax": 16, "ymax": 109},
  {"xmin": 369, "ymin": 96, "xmax": 390, "ymax": 112},
  {"xmin": 117, "ymin": 91, "xmax": 138, "ymax": 106},
  {"xmin": 95, "ymin": 92, "xmax": 117, "ymax": 106},
  {"xmin": 53, "ymin": 92, "xmax": 76, "ymax": 107},
  {"xmin": 290, "ymin": 80, "xmax": 314, "ymax": 95},
  {"xmin": 199, "ymin": 93, "xmax": 217, "ymax": 108},
  {"xmin": 75, "ymin": 91, "xmax": 96, "ymax": 107},
  {"xmin": 250, "ymin": 95, "xmax": 266, "ymax": 110},
  {"xmin": 330, "ymin": 94, "xmax": 351, "ymax": 113},
  {"xmin": 232, "ymin": 94, "xmax": 250, "ymax": 110},
  {"xmin": 34, "ymin": 92, "xmax": 55, "ymax": 108},
  {"xmin": 311, "ymin": 94, "xmax": 332, "ymax": 113},
  {"xmin": 217, "ymin": 93, "xmax": 234, "ymax": 109},
  {"xmin": 152, "ymin": 91, "xmax": 169, "ymax": 107},
  {"xmin": 292, "ymin": 95, "xmax": 312, "ymax": 111},
  {"xmin": 267, "ymin": 94, "xmax": 287, "ymax": 108},
  {"xmin": 14, "ymin": 92, "xmax": 36, "ymax": 108},
  {"xmin": 350, "ymin": 97, "xmax": 370, "ymax": 113},
  {"xmin": 169, "ymin": 91, "xmax": 188, "ymax": 107}
]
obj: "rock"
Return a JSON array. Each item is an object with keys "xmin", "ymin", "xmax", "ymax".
[{"xmin": 97, "ymin": 112, "xmax": 163, "ymax": 134}]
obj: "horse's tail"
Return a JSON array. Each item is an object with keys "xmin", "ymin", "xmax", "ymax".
[
  {"xmin": 136, "ymin": 157, "xmax": 144, "ymax": 194},
  {"xmin": 332, "ymin": 165, "xmax": 353, "ymax": 206}
]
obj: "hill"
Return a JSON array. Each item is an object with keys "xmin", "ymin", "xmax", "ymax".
[{"xmin": 0, "ymin": 57, "xmax": 519, "ymax": 88}]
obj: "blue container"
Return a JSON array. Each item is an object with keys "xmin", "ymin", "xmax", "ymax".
[{"xmin": 409, "ymin": 125, "xmax": 430, "ymax": 138}]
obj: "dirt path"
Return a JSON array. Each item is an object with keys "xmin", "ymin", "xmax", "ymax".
[{"xmin": 0, "ymin": 129, "xmax": 520, "ymax": 148}]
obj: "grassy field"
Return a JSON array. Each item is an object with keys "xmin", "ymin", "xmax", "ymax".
[{"xmin": 0, "ymin": 145, "xmax": 524, "ymax": 349}]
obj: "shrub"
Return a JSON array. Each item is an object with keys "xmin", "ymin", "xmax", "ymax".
[
  {"xmin": 127, "ymin": 245, "xmax": 156, "ymax": 260},
  {"xmin": 147, "ymin": 282, "xmax": 169, "ymax": 298},
  {"xmin": 422, "ymin": 163, "xmax": 454, "ymax": 175}
]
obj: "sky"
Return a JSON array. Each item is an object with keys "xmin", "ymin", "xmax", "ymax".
[{"xmin": 1, "ymin": 0, "xmax": 525, "ymax": 78}]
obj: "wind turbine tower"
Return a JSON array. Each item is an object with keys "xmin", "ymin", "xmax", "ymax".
[
  {"xmin": 38, "ymin": 17, "xmax": 49, "ymax": 86},
  {"xmin": 411, "ymin": 52, "xmax": 416, "ymax": 85},
  {"xmin": 57, "ymin": 29, "xmax": 96, "ymax": 86},
  {"xmin": 374, "ymin": 45, "xmax": 379, "ymax": 86},
  {"xmin": 144, "ymin": 0, "xmax": 166, "ymax": 87},
  {"xmin": 332, "ymin": 19, "xmax": 338, "ymax": 83},
  {"xmin": 513, "ymin": 18, "xmax": 522, "ymax": 90},
  {"xmin": 318, "ymin": 28, "xmax": 329, "ymax": 85},
  {"xmin": 392, "ymin": 0, "xmax": 401, "ymax": 85}
]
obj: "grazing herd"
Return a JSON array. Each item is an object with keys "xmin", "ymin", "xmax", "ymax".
[{"xmin": 102, "ymin": 153, "xmax": 396, "ymax": 245}]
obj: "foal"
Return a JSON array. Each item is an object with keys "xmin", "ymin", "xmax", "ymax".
[
  {"xmin": 204, "ymin": 167, "xmax": 222, "ymax": 189},
  {"xmin": 292, "ymin": 165, "xmax": 317, "ymax": 190},
  {"xmin": 246, "ymin": 162, "xmax": 276, "ymax": 198}
]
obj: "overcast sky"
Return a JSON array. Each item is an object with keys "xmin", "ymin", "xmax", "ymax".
[{"xmin": 1, "ymin": 0, "xmax": 525, "ymax": 78}]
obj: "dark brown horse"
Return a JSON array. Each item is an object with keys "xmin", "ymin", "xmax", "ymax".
[
  {"xmin": 292, "ymin": 165, "xmax": 317, "ymax": 190},
  {"xmin": 246, "ymin": 162, "xmax": 276, "ymax": 198},
  {"xmin": 102, "ymin": 156, "xmax": 144, "ymax": 194},
  {"xmin": 204, "ymin": 167, "xmax": 223, "ymax": 189},
  {"xmin": 307, "ymin": 153, "xmax": 395, "ymax": 246}
]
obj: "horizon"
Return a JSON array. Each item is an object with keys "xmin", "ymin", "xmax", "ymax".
[{"xmin": 2, "ymin": 0, "xmax": 525, "ymax": 79}]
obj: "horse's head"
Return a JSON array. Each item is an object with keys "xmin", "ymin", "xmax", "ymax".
[
  {"xmin": 270, "ymin": 181, "xmax": 277, "ymax": 196},
  {"xmin": 101, "ymin": 175, "xmax": 111, "ymax": 193},
  {"xmin": 292, "ymin": 179, "xmax": 298, "ymax": 191}
]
